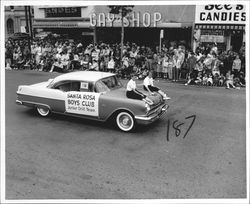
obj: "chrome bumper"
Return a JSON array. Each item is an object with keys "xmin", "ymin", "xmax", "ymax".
[
  {"xmin": 16, "ymin": 100, "xmax": 23, "ymax": 105},
  {"xmin": 135, "ymin": 104, "xmax": 169, "ymax": 125}
]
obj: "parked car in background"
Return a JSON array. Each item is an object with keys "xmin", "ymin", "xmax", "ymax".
[{"xmin": 16, "ymin": 71, "xmax": 169, "ymax": 132}]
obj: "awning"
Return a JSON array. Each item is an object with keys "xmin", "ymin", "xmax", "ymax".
[
  {"xmin": 195, "ymin": 24, "xmax": 245, "ymax": 30},
  {"xmin": 33, "ymin": 21, "xmax": 91, "ymax": 28}
]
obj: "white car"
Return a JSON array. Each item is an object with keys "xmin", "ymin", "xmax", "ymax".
[{"xmin": 16, "ymin": 71, "xmax": 168, "ymax": 132}]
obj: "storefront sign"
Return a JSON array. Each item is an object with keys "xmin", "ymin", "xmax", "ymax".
[
  {"xmin": 200, "ymin": 35, "xmax": 224, "ymax": 43},
  {"xmin": 200, "ymin": 29, "xmax": 224, "ymax": 43},
  {"xmin": 45, "ymin": 7, "xmax": 81, "ymax": 18},
  {"xmin": 65, "ymin": 92, "xmax": 100, "ymax": 117},
  {"xmin": 90, "ymin": 12, "xmax": 162, "ymax": 27},
  {"xmin": 195, "ymin": 4, "xmax": 246, "ymax": 24}
]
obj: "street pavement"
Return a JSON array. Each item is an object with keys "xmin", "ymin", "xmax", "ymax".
[{"xmin": 4, "ymin": 70, "xmax": 246, "ymax": 199}]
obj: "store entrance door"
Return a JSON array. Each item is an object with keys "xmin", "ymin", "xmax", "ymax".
[{"xmin": 231, "ymin": 31, "xmax": 243, "ymax": 52}]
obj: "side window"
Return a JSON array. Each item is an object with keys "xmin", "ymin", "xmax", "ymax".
[
  {"xmin": 71, "ymin": 82, "xmax": 80, "ymax": 91},
  {"xmin": 54, "ymin": 81, "xmax": 80, "ymax": 92},
  {"xmin": 54, "ymin": 82, "xmax": 71, "ymax": 92},
  {"xmin": 95, "ymin": 80, "xmax": 110, "ymax": 93}
]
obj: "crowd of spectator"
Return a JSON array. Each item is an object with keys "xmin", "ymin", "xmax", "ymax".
[{"xmin": 5, "ymin": 36, "xmax": 246, "ymax": 89}]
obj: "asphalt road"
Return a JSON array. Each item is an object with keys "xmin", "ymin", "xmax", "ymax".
[{"xmin": 4, "ymin": 70, "xmax": 246, "ymax": 199}]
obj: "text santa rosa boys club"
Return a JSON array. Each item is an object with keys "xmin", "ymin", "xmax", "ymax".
[{"xmin": 67, "ymin": 93, "xmax": 96, "ymax": 107}]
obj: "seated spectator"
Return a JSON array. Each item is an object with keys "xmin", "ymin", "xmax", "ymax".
[
  {"xmin": 16, "ymin": 55, "xmax": 25, "ymax": 69},
  {"xmin": 207, "ymin": 73, "xmax": 213, "ymax": 86},
  {"xmin": 38, "ymin": 56, "xmax": 45, "ymax": 71},
  {"xmin": 49, "ymin": 59, "xmax": 64, "ymax": 73},
  {"xmin": 202, "ymin": 74, "xmax": 208, "ymax": 86},
  {"xmin": 238, "ymin": 72, "xmax": 245, "ymax": 87},
  {"xmin": 219, "ymin": 73, "xmax": 226, "ymax": 86},
  {"xmin": 225, "ymin": 71, "xmax": 237, "ymax": 89},
  {"xmin": 89, "ymin": 60, "xmax": 99, "ymax": 71},
  {"xmin": 194, "ymin": 72, "xmax": 202, "ymax": 85},
  {"xmin": 213, "ymin": 73, "xmax": 220, "ymax": 86}
]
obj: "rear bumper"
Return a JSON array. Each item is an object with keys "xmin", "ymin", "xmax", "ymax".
[{"xmin": 134, "ymin": 104, "xmax": 169, "ymax": 125}]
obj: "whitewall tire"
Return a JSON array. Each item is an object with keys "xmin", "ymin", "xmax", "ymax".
[
  {"xmin": 116, "ymin": 111, "xmax": 135, "ymax": 132},
  {"xmin": 37, "ymin": 106, "xmax": 50, "ymax": 117}
]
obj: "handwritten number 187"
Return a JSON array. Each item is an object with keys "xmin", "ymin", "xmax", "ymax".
[{"xmin": 166, "ymin": 115, "xmax": 196, "ymax": 141}]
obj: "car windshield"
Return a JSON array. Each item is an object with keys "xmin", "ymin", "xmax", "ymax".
[{"xmin": 95, "ymin": 76, "xmax": 122, "ymax": 93}]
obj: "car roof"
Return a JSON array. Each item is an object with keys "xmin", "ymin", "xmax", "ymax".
[{"xmin": 53, "ymin": 71, "xmax": 116, "ymax": 83}]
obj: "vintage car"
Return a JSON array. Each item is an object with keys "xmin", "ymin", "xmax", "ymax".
[{"xmin": 16, "ymin": 71, "xmax": 169, "ymax": 132}]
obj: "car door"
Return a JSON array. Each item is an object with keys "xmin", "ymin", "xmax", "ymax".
[
  {"xmin": 65, "ymin": 81, "xmax": 101, "ymax": 119},
  {"xmin": 49, "ymin": 80, "xmax": 72, "ymax": 113}
]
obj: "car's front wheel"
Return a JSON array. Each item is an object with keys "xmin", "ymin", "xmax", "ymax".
[
  {"xmin": 37, "ymin": 106, "xmax": 50, "ymax": 117},
  {"xmin": 116, "ymin": 111, "xmax": 135, "ymax": 132}
]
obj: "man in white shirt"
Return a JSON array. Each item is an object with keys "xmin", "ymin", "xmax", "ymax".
[{"xmin": 143, "ymin": 72, "xmax": 171, "ymax": 100}]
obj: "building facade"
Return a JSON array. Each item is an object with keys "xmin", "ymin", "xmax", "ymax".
[
  {"xmin": 5, "ymin": 6, "xmax": 34, "ymax": 39},
  {"xmin": 33, "ymin": 6, "xmax": 95, "ymax": 45},
  {"xmin": 194, "ymin": 4, "xmax": 246, "ymax": 52},
  {"xmin": 32, "ymin": 5, "xmax": 195, "ymax": 47}
]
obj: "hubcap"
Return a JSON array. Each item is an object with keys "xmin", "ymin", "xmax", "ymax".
[{"xmin": 119, "ymin": 115, "xmax": 132, "ymax": 129}]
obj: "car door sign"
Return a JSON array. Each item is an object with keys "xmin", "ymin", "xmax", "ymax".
[{"xmin": 65, "ymin": 91, "xmax": 100, "ymax": 116}]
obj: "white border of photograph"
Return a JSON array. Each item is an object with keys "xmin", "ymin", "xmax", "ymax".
[{"xmin": 1, "ymin": 0, "xmax": 249, "ymax": 204}]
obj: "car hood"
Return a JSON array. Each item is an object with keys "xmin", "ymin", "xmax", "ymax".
[{"xmin": 104, "ymin": 87, "xmax": 164, "ymax": 107}]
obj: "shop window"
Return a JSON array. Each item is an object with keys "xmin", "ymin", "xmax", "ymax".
[{"xmin": 7, "ymin": 18, "xmax": 14, "ymax": 34}]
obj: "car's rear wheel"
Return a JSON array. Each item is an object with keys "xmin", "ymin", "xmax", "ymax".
[
  {"xmin": 37, "ymin": 106, "xmax": 50, "ymax": 117},
  {"xmin": 116, "ymin": 111, "xmax": 135, "ymax": 132}
]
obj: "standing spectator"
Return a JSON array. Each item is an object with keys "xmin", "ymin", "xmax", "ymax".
[
  {"xmin": 156, "ymin": 54, "xmax": 163, "ymax": 78},
  {"xmin": 107, "ymin": 56, "xmax": 115, "ymax": 73},
  {"xmin": 173, "ymin": 48, "xmax": 185, "ymax": 82},
  {"xmin": 162, "ymin": 54, "xmax": 169, "ymax": 79},
  {"xmin": 232, "ymin": 54, "xmax": 241, "ymax": 78},
  {"xmin": 152, "ymin": 53, "xmax": 158, "ymax": 78},
  {"xmin": 186, "ymin": 51, "xmax": 197, "ymax": 78},
  {"xmin": 5, "ymin": 45, "xmax": 13, "ymax": 69}
]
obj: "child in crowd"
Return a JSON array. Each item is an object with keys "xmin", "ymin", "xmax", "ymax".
[
  {"xmin": 213, "ymin": 73, "xmax": 220, "ymax": 86},
  {"xmin": 156, "ymin": 54, "xmax": 162, "ymax": 78},
  {"xmin": 219, "ymin": 73, "xmax": 226, "ymax": 86},
  {"xmin": 225, "ymin": 71, "xmax": 237, "ymax": 89},
  {"xmin": 207, "ymin": 73, "xmax": 213, "ymax": 86},
  {"xmin": 167, "ymin": 54, "xmax": 174, "ymax": 80},
  {"xmin": 195, "ymin": 72, "xmax": 202, "ymax": 85},
  {"xmin": 89, "ymin": 59, "xmax": 99, "ymax": 71},
  {"xmin": 49, "ymin": 58, "xmax": 64, "ymax": 73},
  {"xmin": 162, "ymin": 54, "xmax": 169, "ymax": 79},
  {"xmin": 202, "ymin": 74, "xmax": 208, "ymax": 86}
]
